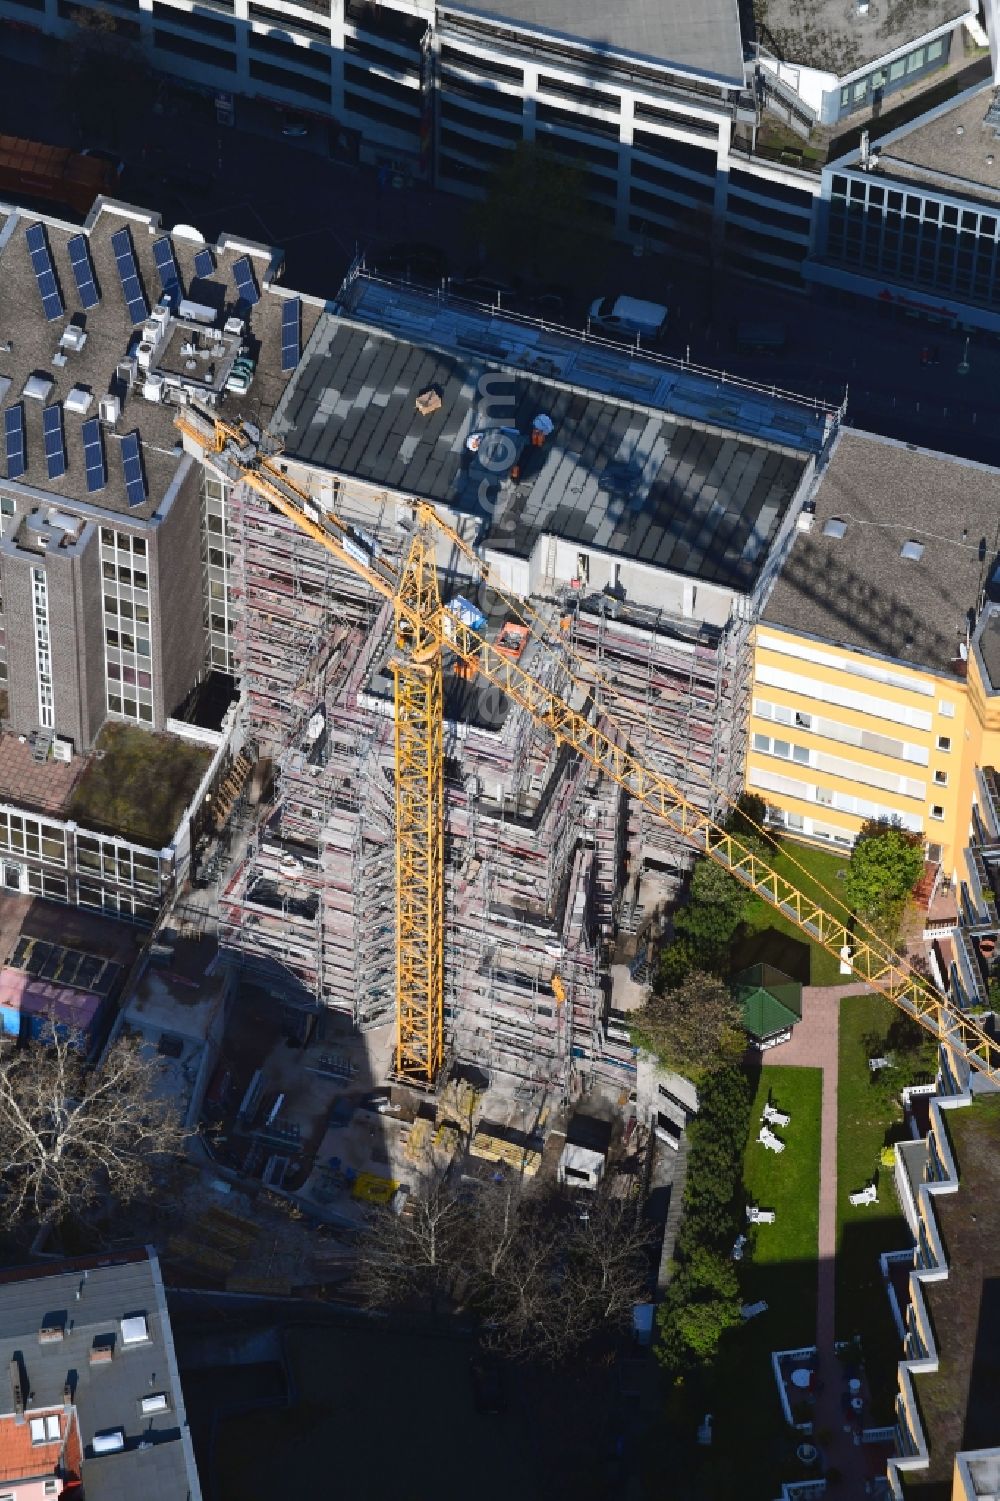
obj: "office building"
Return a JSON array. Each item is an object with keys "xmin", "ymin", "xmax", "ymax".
[{"xmin": 745, "ymin": 428, "xmax": 1000, "ymax": 877}]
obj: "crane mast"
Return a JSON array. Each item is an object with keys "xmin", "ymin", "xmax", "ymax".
[{"xmin": 176, "ymin": 410, "xmax": 1000, "ymax": 1092}]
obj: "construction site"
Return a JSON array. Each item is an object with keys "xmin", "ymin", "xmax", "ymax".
[{"xmin": 206, "ymin": 274, "xmax": 827, "ymax": 1116}]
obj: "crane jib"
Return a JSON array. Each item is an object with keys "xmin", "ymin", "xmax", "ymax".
[{"xmin": 181, "ymin": 411, "xmax": 1000, "ymax": 1087}]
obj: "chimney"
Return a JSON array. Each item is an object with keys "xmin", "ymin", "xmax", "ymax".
[
  {"xmin": 39, "ymin": 1322, "xmax": 64, "ymax": 1345},
  {"xmin": 9, "ymin": 1355, "xmax": 24, "ymax": 1420}
]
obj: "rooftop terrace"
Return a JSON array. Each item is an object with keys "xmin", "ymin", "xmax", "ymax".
[
  {"xmin": 273, "ymin": 281, "xmax": 815, "ymax": 596},
  {"xmin": 874, "ymin": 83, "xmax": 1000, "ymax": 204},
  {"xmin": 754, "ymin": 0, "xmax": 969, "ymax": 77},
  {"xmin": 762, "ymin": 429, "xmax": 1000, "ymax": 674},
  {"xmin": 0, "ymin": 199, "xmax": 314, "ymax": 516},
  {"xmin": 910, "ymin": 1095, "xmax": 1000, "ymax": 1490},
  {"xmin": 444, "ymin": 0, "xmax": 745, "ymax": 82},
  {"xmin": 68, "ymin": 721, "xmax": 212, "ymax": 846}
]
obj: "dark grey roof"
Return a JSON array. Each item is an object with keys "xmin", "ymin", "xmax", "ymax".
[
  {"xmin": 762, "ymin": 429, "xmax": 1000, "ymax": 674},
  {"xmin": 0, "ymin": 202, "xmax": 307, "ymax": 516},
  {"xmin": 973, "ymin": 608, "xmax": 1000, "ymax": 693},
  {"xmin": 442, "ymin": 0, "xmax": 745, "ymax": 81},
  {"xmin": 274, "ymin": 311, "xmax": 809, "ymax": 594},
  {"xmin": 870, "ymin": 84, "xmax": 1000, "ymax": 205},
  {"xmin": 755, "ymin": 0, "xmax": 968, "ymax": 76},
  {"xmin": 0, "ymin": 1250, "xmax": 199, "ymax": 1501}
]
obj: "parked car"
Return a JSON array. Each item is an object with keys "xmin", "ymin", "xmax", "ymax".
[
  {"xmin": 588, "ymin": 294, "xmax": 669, "ymax": 341},
  {"xmin": 374, "ymin": 241, "xmax": 449, "ymax": 284},
  {"xmin": 281, "ymin": 114, "xmax": 309, "ymax": 138}
]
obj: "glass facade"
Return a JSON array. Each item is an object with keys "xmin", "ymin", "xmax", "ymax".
[
  {"xmin": 100, "ymin": 527, "xmax": 153, "ymax": 722},
  {"xmin": 836, "ymin": 34, "xmax": 948, "ymax": 118},
  {"xmin": 826, "ymin": 171, "xmax": 1000, "ymax": 309},
  {"xmin": 201, "ymin": 473, "xmax": 236, "ymax": 672},
  {"xmin": 31, "ymin": 568, "xmax": 54, "ymax": 730}
]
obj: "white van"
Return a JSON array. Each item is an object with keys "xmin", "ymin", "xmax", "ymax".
[{"xmin": 589, "ymin": 294, "xmax": 669, "ymax": 340}]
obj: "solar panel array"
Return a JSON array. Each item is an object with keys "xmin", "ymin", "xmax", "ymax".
[
  {"xmin": 121, "ymin": 431, "xmax": 147, "ymax": 507},
  {"xmin": 42, "ymin": 405, "xmax": 66, "ymax": 480},
  {"xmin": 281, "ymin": 298, "xmax": 301, "ymax": 372},
  {"xmin": 67, "ymin": 234, "xmax": 100, "ymax": 309},
  {"xmin": 3, "ymin": 404, "xmax": 25, "ymax": 480},
  {"xmin": 193, "ymin": 247, "xmax": 215, "ymax": 278},
  {"xmin": 111, "ymin": 226, "xmax": 149, "ymax": 324},
  {"xmin": 26, "ymin": 223, "xmax": 64, "ymax": 321},
  {"xmin": 232, "ymin": 256, "xmax": 260, "ymax": 306},
  {"xmin": 152, "ymin": 236, "xmax": 182, "ymax": 303},
  {"xmin": 82, "ymin": 416, "xmax": 107, "ymax": 494}
]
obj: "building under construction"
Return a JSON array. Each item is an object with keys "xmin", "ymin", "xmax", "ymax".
[{"xmin": 217, "ymin": 275, "xmax": 834, "ymax": 1096}]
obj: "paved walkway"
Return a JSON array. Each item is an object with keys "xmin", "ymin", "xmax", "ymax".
[{"xmin": 764, "ymin": 983, "xmax": 880, "ymax": 1491}]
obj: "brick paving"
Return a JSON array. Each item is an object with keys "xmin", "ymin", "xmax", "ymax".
[{"xmin": 764, "ymin": 983, "xmax": 888, "ymax": 1491}]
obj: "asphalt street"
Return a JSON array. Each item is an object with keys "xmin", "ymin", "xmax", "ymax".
[{"xmin": 2, "ymin": 29, "xmax": 999, "ymax": 465}]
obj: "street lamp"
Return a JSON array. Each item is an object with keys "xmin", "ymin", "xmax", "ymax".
[{"xmin": 958, "ymin": 336, "xmax": 971, "ymax": 376}]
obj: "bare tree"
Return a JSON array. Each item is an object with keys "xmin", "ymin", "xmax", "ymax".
[
  {"xmin": 0, "ymin": 1026, "xmax": 186, "ymax": 1230},
  {"xmin": 354, "ymin": 1172, "xmax": 651, "ymax": 1362},
  {"xmin": 351, "ymin": 1172, "xmax": 466, "ymax": 1314}
]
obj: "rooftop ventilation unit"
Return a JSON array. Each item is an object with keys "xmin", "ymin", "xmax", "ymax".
[
  {"xmin": 64, "ymin": 386, "xmax": 92, "ymax": 416},
  {"xmin": 120, "ymin": 1314, "xmax": 149, "ymax": 1346},
  {"xmin": 99, "ymin": 395, "xmax": 121, "ymax": 426},
  {"xmin": 22, "ymin": 373, "xmax": 54, "ymax": 402}
]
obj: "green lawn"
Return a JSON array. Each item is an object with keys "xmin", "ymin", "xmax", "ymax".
[
  {"xmin": 836, "ymin": 992, "xmax": 913, "ymax": 1418},
  {"xmin": 735, "ymin": 837, "xmax": 851, "ymax": 986},
  {"xmin": 673, "ymin": 1064, "xmax": 823, "ymax": 1500},
  {"xmin": 741, "ymin": 1065, "xmax": 823, "ymax": 1350}
]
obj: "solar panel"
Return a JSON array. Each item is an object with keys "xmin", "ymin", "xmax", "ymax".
[
  {"xmin": 111, "ymin": 226, "xmax": 149, "ymax": 325},
  {"xmin": 281, "ymin": 298, "xmax": 301, "ymax": 372},
  {"xmin": 4, "ymin": 404, "xmax": 25, "ymax": 480},
  {"xmin": 82, "ymin": 416, "xmax": 107, "ymax": 494},
  {"xmin": 120, "ymin": 431, "xmax": 147, "ymax": 507},
  {"xmin": 25, "ymin": 223, "xmax": 64, "ymax": 321},
  {"xmin": 152, "ymin": 236, "xmax": 181, "ymax": 302},
  {"xmin": 67, "ymin": 234, "xmax": 100, "ymax": 309},
  {"xmin": 193, "ymin": 247, "xmax": 215, "ymax": 278},
  {"xmin": 42, "ymin": 405, "xmax": 66, "ymax": 480},
  {"xmin": 232, "ymin": 256, "xmax": 260, "ymax": 306}
]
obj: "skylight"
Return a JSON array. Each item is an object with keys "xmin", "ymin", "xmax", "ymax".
[
  {"xmin": 822, "ymin": 518, "xmax": 847, "ymax": 539},
  {"xmin": 900, "ymin": 540, "xmax": 924, "ymax": 561}
]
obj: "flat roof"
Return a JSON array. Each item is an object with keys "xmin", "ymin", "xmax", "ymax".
[
  {"xmin": 873, "ymin": 84, "xmax": 1000, "ymax": 205},
  {"xmin": 443, "ymin": 0, "xmax": 745, "ymax": 82},
  {"xmin": 274, "ymin": 294, "xmax": 811, "ymax": 595},
  {"xmin": 761, "ymin": 429, "xmax": 999, "ymax": 674},
  {"xmin": 0, "ymin": 1250, "xmax": 198, "ymax": 1501},
  {"xmin": 914, "ymin": 1095, "xmax": 1000, "ymax": 1486},
  {"xmin": 754, "ymin": 0, "xmax": 968, "ymax": 75},
  {"xmin": 0, "ymin": 200, "xmax": 312, "ymax": 517}
]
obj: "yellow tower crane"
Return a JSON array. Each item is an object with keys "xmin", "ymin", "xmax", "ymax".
[{"xmin": 176, "ymin": 410, "xmax": 1000, "ymax": 1091}]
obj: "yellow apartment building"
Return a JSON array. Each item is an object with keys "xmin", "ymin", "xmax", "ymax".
[{"xmin": 746, "ymin": 430, "xmax": 1000, "ymax": 879}]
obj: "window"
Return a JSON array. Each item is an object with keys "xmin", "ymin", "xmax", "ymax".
[
  {"xmin": 926, "ymin": 38, "xmax": 943, "ymax": 61},
  {"xmin": 889, "ymin": 57, "xmax": 906, "ymax": 81},
  {"xmin": 938, "ymin": 700, "xmax": 955, "ymax": 718},
  {"xmin": 45, "ymin": 1415, "xmax": 60, "ymax": 1440},
  {"xmin": 900, "ymin": 540, "xmax": 924, "ymax": 561},
  {"xmin": 794, "ymin": 711, "xmax": 812, "ymax": 729},
  {"xmin": 937, "ymin": 735, "xmax": 951, "ymax": 752},
  {"xmin": 934, "ymin": 770, "xmax": 948, "ymax": 786},
  {"xmin": 140, "ymin": 1393, "xmax": 170, "ymax": 1414},
  {"xmin": 30, "ymin": 1417, "xmax": 46, "ymax": 1443},
  {"xmin": 907, "ymin": 47, "xmax": 925, "ymax": 73},
  {"xmin": 930, "ymin": 805, "xmax": 944, "ymax": 820}
]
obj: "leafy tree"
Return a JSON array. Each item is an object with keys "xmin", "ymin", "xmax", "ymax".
[
  {"xmin": 470, "ymin": 142, "xmax": 607, "ymax": 280},
  {"xmin": 724, "ymin": 792, "xmax": 777, "ymax": 849},
  {"xmin": 844, "ymin": 817, "xmax": 924, "ymax": 941},
  {"xmin": 632, "ymin": 970, "xmax": 745, "ymax": 1081},
  {"xmin": 0, "ymin": 1025, "xmax": 186, "ymax": 1230}
]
